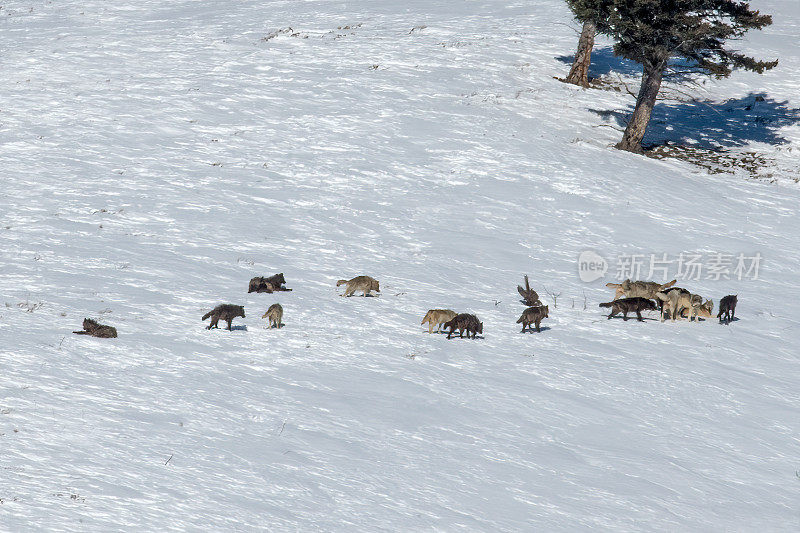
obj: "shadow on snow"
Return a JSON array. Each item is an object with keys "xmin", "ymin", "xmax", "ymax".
[{"xmin": 590, "ymin": 92, "xmax": 800, "ymax": 149}]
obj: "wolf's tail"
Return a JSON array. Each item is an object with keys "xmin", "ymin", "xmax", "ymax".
[
  {"xmin": 336, "ymin": 279, "xmax": 348, "ymax": 286},
  {"xmin": 516, "ymin": 314, "xmax": 525, "ymax": 323},
  {"xmin": 598, "ymin": 302, "xmax": 614, "ymax": 308},
  {"xmin": 605, "ymin": 283, "xmax": 622, "ymax": 289},
  {"xmin": 421, "ymin": 311, "xmax": 431, "ymax": 325},
  {"xmin": 73, "ymin": 330, "xmax": 90, "ymax": 335},
  {"xmin": 202, "ymin": 311, "xmax": 212, "ymax": 321},
  {"xmin": 660, "ymin": 279, "xmax": 677, "ymax": 290}
]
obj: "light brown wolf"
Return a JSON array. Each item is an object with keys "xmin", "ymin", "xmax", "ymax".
[
  {"xmin": 421, "ymin": 309, "xmax": 457, "ymax": 334},
  {"xmin": 606, "ymin": 279, "xmax": 677, "ymax": 300},
  {"xmin": 262, "ymin": 303, "xmax": 283, "ymax": 329},
  {"xmin": 517, "ymin": 305, "xmax": 549, "ymax": 333},
  {"xmin": 337, "ymin": 275, "xmax": 380, "ymax": 297},
  {"xmin": 656, "ymin": 290, "xmax": 712, "ymax": 322},
  {"xmin": 73, "ymin": 318, "xmax": 117, "ymax": 338}
]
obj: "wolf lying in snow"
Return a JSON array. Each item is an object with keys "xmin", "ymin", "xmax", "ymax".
[
  {"xmin": 248, "ymin": 273, "xmax": 292, "ymax": 293},
  {"xmin": 73, "ymin": 318, "xmax": 117, "ymax": 338}
]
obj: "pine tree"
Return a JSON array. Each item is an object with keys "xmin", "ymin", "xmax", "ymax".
[
  {"xmin": 565, "ymin": 21, "xmax": 596, "ymax": 87},
  {"xmin": 565, "ymin": 0, "xmax": 777, "ymax": 152}
]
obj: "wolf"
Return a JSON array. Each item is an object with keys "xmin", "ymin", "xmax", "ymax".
[
  {"xmin": 443, "ymin": 313, "xmax": 483, "ymax": 339},
  {"xmin": 337, "ymin": 276, "xmax": 380, "ymax": 297},
  {"xmin": 599, "ymin": 297, "xmax": 656, "ymax": 321},
  {"xmin": 421, "ymin": 309, "xmax": 457, "ymax": 334},
  {"xmin": 517, "ymin": 305, "xmax": 549, "ymax": 333},
  {"xmin": 717, "ymin": 294, "xmax": 738, "ymax": 324},
  {"xmin": 73, "ymin": 318, "xmax": 117, "ymax": 338},
  {"xmin": 262, "ymin": 303, "xmax": 283, "ymax": 329},
  {"xmin": 248, "ymin": 273, "xmax": 292, "ymax": 293},
  {"xmin": 655, "ymin": 287, "xmax": 689, "ymax": 320},
  {"xmin": 657, "ymin": 290, "xmax": 711, "ymax": 322},
  {"xmin": 686, "ymin": 297, "xmax": 713, "ymax": 322},
  {"xmin": 202, "ymin": 304, "xmax": 245, "ymax": 330},
  {"xmin": 606, "ymin": 279, "xmax": 677, "ymax": 300}
]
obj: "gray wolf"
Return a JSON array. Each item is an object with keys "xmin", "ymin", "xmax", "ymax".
[
  {"xmin": 337, "ymin": 276, "xmax": 380, "ymax": 297},
  {"xmin": 421, "ymin": 309, "xmax": 457, "ymax": 334},
  {"xmin": 517, "ymin": 275, "xmax": 542, "ymax": 306},
  {"xmin": 717, "ymin": 295, "xmax": 738, "ymax": 324},
  {"xmin": 443, "ymin": 313, "xmax": 483, "ymax": 339},
  {"xmin": 248, "ymin": 273, "xmax": 292, "ymax": 293},
  {"xmin": 262, "ymin": 303, "xmax": 283, "ymax": 329},
  {"xmin": 202, "ymin": 304, "xmax": 245, "ymax": 330},
  {"xmin": 599, "ymin": 297, "xmax": 656, "ymax": 321},
  {"xmin": 517, "ymin": 305, "xmax": 549, "ymax": 333},
  {"xmin": 606, "ymin": 279, "xmax": 676, "ymax": 300},
  {"xmin": 73, "ymin": 318, "xmax": 117, "ymax": 338}
]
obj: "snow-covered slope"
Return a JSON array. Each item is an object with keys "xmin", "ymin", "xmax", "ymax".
[{"xmin": 1, "ymin": 1, "xmax": 798, "ymax": 530}]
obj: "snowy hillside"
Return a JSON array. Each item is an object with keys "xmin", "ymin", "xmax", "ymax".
[{"xmin": 1, "ymin": 0, "xmax": 799, "ymax": 530}]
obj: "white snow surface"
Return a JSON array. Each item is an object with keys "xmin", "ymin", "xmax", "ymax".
[{"xmin": 1, "ymin": 0, "xmax": 799, "ymax": 530}]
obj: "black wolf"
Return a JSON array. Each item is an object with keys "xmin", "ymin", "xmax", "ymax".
[
  {"xmin": 717, "ymin": 295, "xmax": 738, "ymax": 324},
  {"xmin": 599, "ymin": 297, "xmax": 656, "ymax": 321},
  {"xmin": 248, "ymin": 273, "xmax": 292, "ymax": 293},
  {"xmin": 202, "ymin": 304, "xmax": 245, "ymax": 330},
  {"xmin": 443, "ymin": 313, "xmax": 483, "ymax": 339},
  {"xmin": 73, "ymin": 318, "xmax": 117, "ymax": 338}
]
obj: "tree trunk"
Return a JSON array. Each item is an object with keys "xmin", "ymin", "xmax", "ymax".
[
  {"xmin": 565, "ymin": 21, "xmax": 595, "ymax": 88},
  {"xmin": 615, "ymin": 63, "xmax": 664, "ymax": 153}
]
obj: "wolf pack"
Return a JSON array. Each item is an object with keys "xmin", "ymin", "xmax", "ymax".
[{"xmin": 72, "ymin": 272, "xmax": 739, "ymax": 339}]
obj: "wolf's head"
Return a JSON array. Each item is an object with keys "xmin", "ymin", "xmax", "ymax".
[
  {"xmin": 477, "ymin": 322, "xmax": 483, "ymax": 335},
  {"xmin": 643, "ymin": 299, "xmax": 657, "ymax": 311},
  {"xmin": 371, "ymin": 279, "xmax": 380, "ymax": 292},
  {"xmin": 237, "ymin": 305, "xmax": 246, "ymax": 318},
  {"xmin": 83, "ymin": 318, "xmax": 98, "ymax": 329},
  {"xmin": 543, "ymin": 305, "xmax": 549, "ymax": 318},
  {"xmin": 275, "ymin": 273, "xmax": 286, "ymax": 285}
]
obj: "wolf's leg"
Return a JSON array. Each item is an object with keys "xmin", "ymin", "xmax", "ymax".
[
  {"xmin": 344, "ymin": 285, "xmax": 355, "ymax": 297},
  {"xmin": 622, "ymin": 310, "xmax": 628, "ymax": 321},
  {"xmin": 636, "ymin": 309, "xmax": 643, "ymax": 322},
  {"xmin": 535, "ymin": 320, "xmax": 541, "ymax": 332},
  {"xmin": 226, "ymin": 319, "xmax": 232, "ymax": 330}
]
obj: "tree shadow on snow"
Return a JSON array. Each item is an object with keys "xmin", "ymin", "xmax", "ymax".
[
  {"xmin": 590, "ymin": 92, "xmax": 800, "ymax": 149},
  {"xmin": 555, "ymin": 46, "xmax": 641, "ymax": 78}
]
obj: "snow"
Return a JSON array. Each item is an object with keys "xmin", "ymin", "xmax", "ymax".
[{"xmin": 1, "ymin": 0, "xmax": 799, "ymax": 530}]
